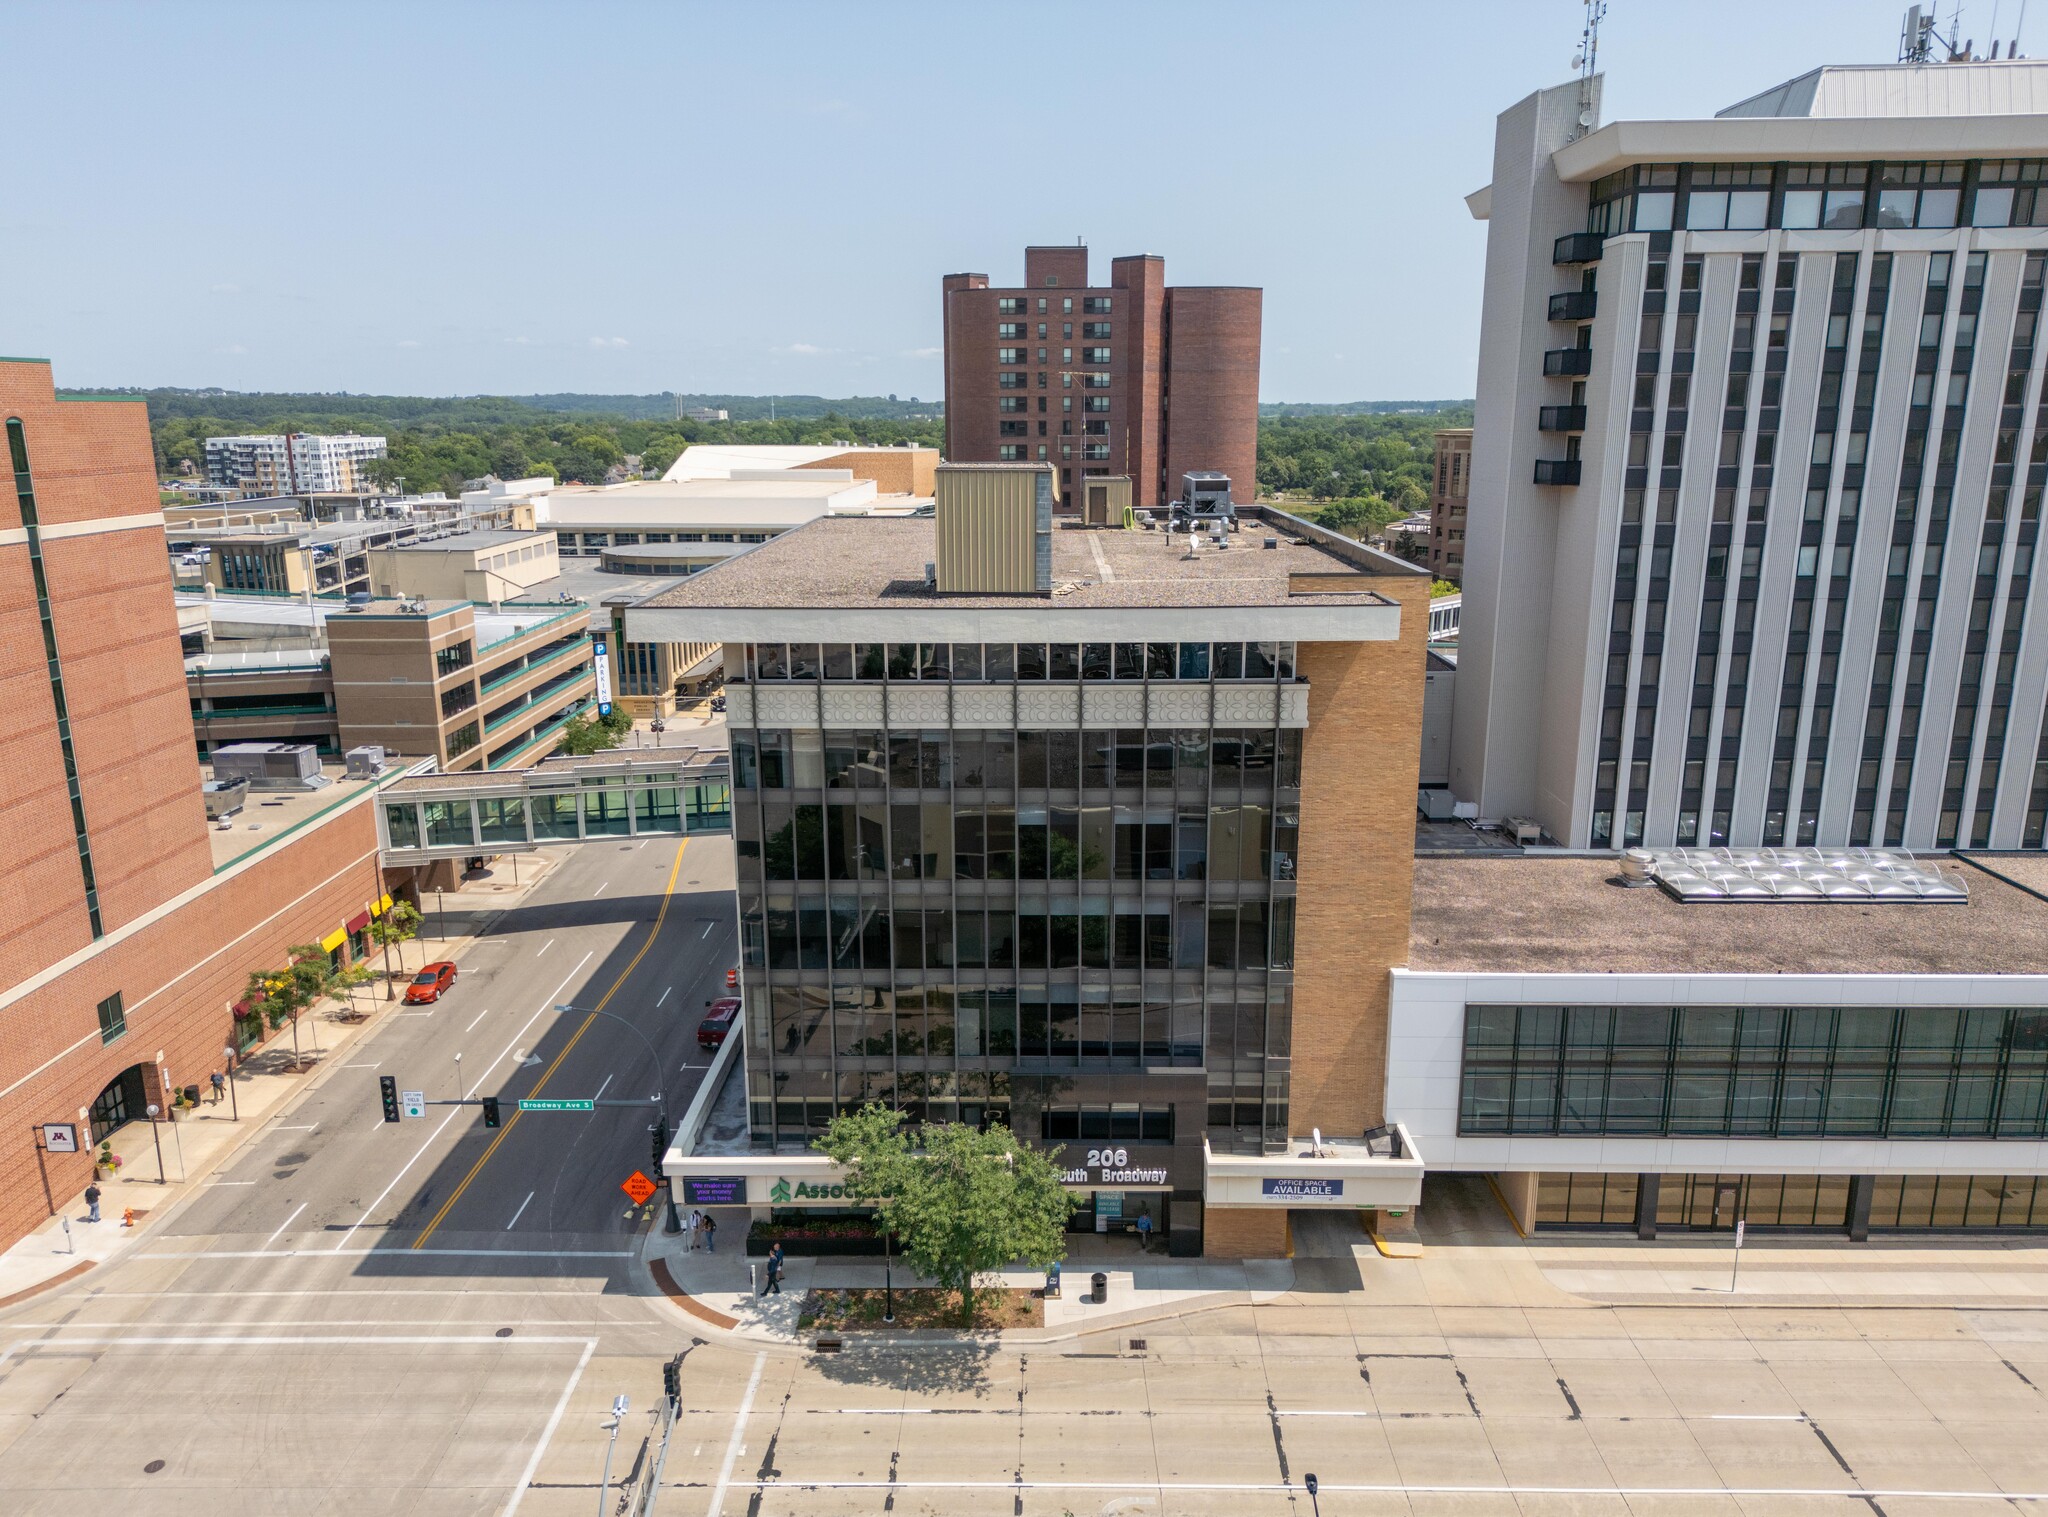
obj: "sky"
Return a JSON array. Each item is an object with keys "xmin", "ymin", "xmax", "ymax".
[{"xmin": 1, "ymin": 1, "xmax": 2001, "ymax": 403}]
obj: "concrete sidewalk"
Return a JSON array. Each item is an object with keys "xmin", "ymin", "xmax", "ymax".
[
  {"xmin": 0, "ymin": 853, "xmax": 565, "ymax": 1310},
  {"xmin": 642, "ymin": 1211, "xmax": 1295, "ymax": 1344}
]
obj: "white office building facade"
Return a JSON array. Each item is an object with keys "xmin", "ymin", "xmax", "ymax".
[{"xmin": 1454, "ymin": 64, "xmax": 2048, "ymax": 851}]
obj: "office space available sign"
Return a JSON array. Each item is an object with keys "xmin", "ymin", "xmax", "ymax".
[{"xmin": 1261, "ymin": 1176, "xmax": 1344, "ymax": 1199}]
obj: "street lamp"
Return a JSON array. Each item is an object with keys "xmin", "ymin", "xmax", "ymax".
[
  {"xmin": 883, "ymin": 1222, "xmax": 895, "ymax": 1324},
  {"xmin": 221, "ymin": 1046, "xmax": 240, "ymax": 1122},
  {"xmin": 1305, "ymin": 1472, "xmax": 1321, "ymax": 1516},
  {"xmin": 145, "ymin": 1103, "xmax": 166, "ymax": 1184},
  {"xmin": 597, "ymin": 1393, "xmax": 628, "ymax": 1517}
]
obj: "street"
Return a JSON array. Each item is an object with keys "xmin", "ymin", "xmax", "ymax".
[{"xmin": 8, "ymin": 845, "xmax": 2048, "ymax": 1513}]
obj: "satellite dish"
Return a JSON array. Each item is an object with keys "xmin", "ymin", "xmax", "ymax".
[{"xmin": 1578, "ymin": 109, "xmax": 1596, "ymax": 127}]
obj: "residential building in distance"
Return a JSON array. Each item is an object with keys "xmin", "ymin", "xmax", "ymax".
[
  {"xmin": 1427, "ymin": 427, "xmax": 1472, "ymax": 581},
  {"xmin": 0, "ymin": 358, "xmax": 408, "ymax": 1252},
  {"xmin": 942, "ymin": 246, "xmax": 1261, "ymax": 509},
  {"xmin": 203, "ymin": 432, "xmax": 387, "ymax": 494},
  {"xmin": 631, "ymin": 462, "xmax": 1433, "ymax": 1259},
  {"xmin": 1454, "ymin": 59, "xmax": 2048, "ymax": 852}
]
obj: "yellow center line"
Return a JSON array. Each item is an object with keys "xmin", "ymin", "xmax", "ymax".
[{"xmin": 410, "ymin": 838, "xmax": 690, "ymax": 1249}]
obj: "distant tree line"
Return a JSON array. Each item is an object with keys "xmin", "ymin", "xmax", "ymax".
[{"xmin": 1256, "ymin": 408, "xmax": 1471, "ymax": 542}]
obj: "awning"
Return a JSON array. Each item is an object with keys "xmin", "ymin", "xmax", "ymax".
[
  {"xmin": 345, "ymin": 910, "xmax": 370, "ymax": 934},
  {"xmin": 320, "ymin": 927, "xmax": 346, "ymax": 953},
  {"xmin": 369, "ymin": 892, "xmax": 393, "ymax": 917}
]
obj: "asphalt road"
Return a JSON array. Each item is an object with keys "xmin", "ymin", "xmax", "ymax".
[{"xmin": 157, "ymin": 828, "xmax": 738, "ymax": 1266}]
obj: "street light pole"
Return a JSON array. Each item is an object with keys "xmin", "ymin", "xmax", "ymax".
[
  {"xmin": 222, "ymin": 1046, "xmax": 240, "ymax": 1122},
  {"xmin": 1305, "ymin": 1472, "xmax": 1321, "ymax": 1515},
  {"xmin": 597, "ymin": 1394, "xmax": 627, "ymax": 1517},
  {"xmin": 883, "ymin": 1222, "xmax": 895, "ymax": 1323},
  {"xmin": 146, "ymin": 1103, "xmax": 165, "ymax": 1184}
]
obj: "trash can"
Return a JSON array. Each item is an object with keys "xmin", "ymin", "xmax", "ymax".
[{"xmin": 1091, "ymin": 1271, "xmax": 1108, "ymax": 1304}]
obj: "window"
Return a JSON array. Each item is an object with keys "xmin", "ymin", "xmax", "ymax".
[
  {"xmin": 446, "ymin": 722, "xmax": 480, "ymax": 758},
  {"xmin": 440, "ymin": 681, "xmax": 477, "ymax": 718},
  {"xmin": 1083, "ymin": 296, "xmax": 1111, "ymax": 314},
  {"xmin": 997, "ymin": 323, "xmax": 1024, "ymax": 339},
  {"xmin": 436, "ymin": 640, "xmax": 473, "ymax": 676},
  {"xmin": 1000, "ymin": 420, "xmax": 1028, "ymax": 437},
  {"xmin": 998, "ymin": 445, "xmax": 1024, "ymax": 461},
  {"xmin": 997, "ymin": 347, "xmax": 1025, "ymax": 364},
  {"xmin": 1082, "ymin": 347, "xmax": 1111, "ymax": 365},
  {"xmin": 1084, "ymin": 374, "xmax": 1111, "ymax": 389},
  {"xmin": 998, "ymin": 373, "xmax": 1026, "ymax": 390},
  {"xmin": 999, "ymin": 396, "xmax": 1026, "ymax": 413},
  {"xmin": 96, "ymin": 991, "xmax": 125, "ymax": 1046},
  {"xmin": 1082, "ymin": 322, "xmax": 1111, "ymax": 339},
  {"xmin": 1085, "ymin": 396, "xmax": 1111, "ymax": 412},
  {"xmin": 997, "ymin": 297, "xmax": 1024, "ymax": 314},
  {"xmin": 1084, "ymin": 443, "xmax": 1111, "ymax": 461}
]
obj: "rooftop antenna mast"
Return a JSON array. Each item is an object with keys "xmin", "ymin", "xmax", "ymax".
[{"xmin": 1570, "ymin": 0, "xmax": 1607, "ymax": 142}]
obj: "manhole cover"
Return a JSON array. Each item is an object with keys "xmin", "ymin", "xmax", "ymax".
[
  {"xmin": 495, "ymin": 1328, "xmax": 513, "ymax": 1338},
  {"xmin": 144, "ymin": 1460, "xmax": 165, "ymax": 1474}
]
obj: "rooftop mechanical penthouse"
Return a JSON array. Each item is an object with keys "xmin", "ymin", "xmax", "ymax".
[{"xmin": 626, "ymin": 463, "xmax": 1433, "ymax": 1258}]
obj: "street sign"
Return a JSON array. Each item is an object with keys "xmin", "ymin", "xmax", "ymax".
[
  {"xmin": 401, "ymin": 1090, "xmax": 426, "ymax": 1120},
  {"xmin": 41, "ymin": 1123, "xmax": 78, "ymax": 1153},
  {"xmin": 622, "ymin": 1171, "xmax": 657, "ymax": 1205},
  {"xmin": 519, "ymin": 1097, "xmax": 595, "ymax": 1113}
]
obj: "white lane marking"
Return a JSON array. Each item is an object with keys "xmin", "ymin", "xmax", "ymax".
[
  {"xmin": 656, "ymin": 987, "xmax": 671, "ymax": 1007},
  {"xmin": 708, "ymin": 1352, "xmax": 765, "ymax": 1517},
  {"xmin": 1708, "ymin": 1413, "xmax": 1807, "ymax": 1421},
  {"xmin": 465, "ymin": 1005, "xmax": 492, "ymax": 1031},
  {"xmin": 503, "ymin": 1338, "xmax": 596, "ymax": 1517},
  {"xmin": 331, "ymin": 952, "xmax": 593, "ymax": 1251},
  {"xmin": 536, "ymin": 939, "xmax": 554, "ymax": 957},
  {"xmin": 506, "ymin": 1191, "xmax": 534, "ymax": 1231},
  {"xmin": 396, "ymin": 1011, "xmax": 433, "ymax": 1017},
  {"xmin": 343, "ymin": 1063, "xmax": 379, "ymax": 1070},
  {"xmin": 261, "ymin": 1202, "xmax": 307, "ymax": 1251},
  {"xmin": 593, "ymin": 1073, "xmax": 613, "ymax": 1101},
  {"xmin": 594, "ymin": 881, "xmax": 608, "ymax": 896},
  {"xmin": 700, "ymin": 921, "xmax": 713, "ymax": 939},
  {"xmin": 1, "ymin": 1333, "xmax": 594, "ymax": 1348},
  {"xmin": 680, "ymin": 1062, "xmax": 707, "ymax": 1072},
  {"xmin": 275, "ymin": 1124, "xmax": 318, "ymax": 1132},
  {"xmin": 145, "ymin": 1248, "xmax": 632, "ymax": 1260},
  {"xmin": 702, "ymin": 1481, "xmax": 2048, "ymax": 1503},
  {"xmin": 211, "ymin": 1180, "xmax": 256, "ymax": 1186}
]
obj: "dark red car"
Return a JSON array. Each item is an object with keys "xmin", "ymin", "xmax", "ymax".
[
  {"xmin": 404, "ymin": 961, "xmax": 458, "ymax": 1005},
  {"xmin": 698, "ymin": 997, "xmax": 741, "ymax": 1050}
]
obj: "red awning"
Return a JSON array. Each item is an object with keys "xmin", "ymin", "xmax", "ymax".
[{"xmin": 345, "ymin": 911, "xmax": 370, "ymax": 934}]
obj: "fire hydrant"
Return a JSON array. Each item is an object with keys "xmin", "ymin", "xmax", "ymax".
[{"xmin": 122, "ymin": 1207, "xmax": 135, "ymax": 1229}]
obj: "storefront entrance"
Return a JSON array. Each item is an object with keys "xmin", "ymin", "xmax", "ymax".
[
  {"xmin": 1064, "ymin": 1190, "xmax": 1169, "ymax": 1248},
  {"xmin": 89, "ymin": 1065, "xmax": 148, "ymax": 1144}
]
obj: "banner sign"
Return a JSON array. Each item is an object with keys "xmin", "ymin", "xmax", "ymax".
[{"xmin": 1261, "ymin": 1176, "xmax": 1344, "ymax": 1199}]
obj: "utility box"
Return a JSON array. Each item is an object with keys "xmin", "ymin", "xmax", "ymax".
[
  {"xmin": 1081, "ymin": 475, "xmax": 1131, "ymax": 527},
  {"xmin": 933, "ymin": 462, "xmax": 1055, "ymax": 594},
  {"xmin": 345, "ymin": 745, "xmax": 387, "ymax": 779},
  {"xmin": 202, "ymin": 777, "xmax": 249, "ymax": 819}
]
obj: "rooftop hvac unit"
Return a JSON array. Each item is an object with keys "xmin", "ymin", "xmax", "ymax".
[
  {"xmin": 202, "ymin": 777, "xmax": 248, "ymax": 819},
  {"xmin": 1501, "ymin": 815, "xmax": 1543, "ymax": 845},
  {"xmin": 345, "ymin": 745, "xmax": 386, "ymax": 779},
  {"xmin": 211, "ymin": 741, "xmax": 328, "ymax": 791}
]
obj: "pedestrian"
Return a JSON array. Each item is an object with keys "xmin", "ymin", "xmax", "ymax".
[
  {"xmin": 84, "ymin": 1182, "xmax": 100, "ymax": 1223},
  {"xmin": 686, "ymin": 1208, "xmax": 703, "ymax": 1252},
  {"xmin": 210, "ymin": 1070, "xmax": 226, "ymax": 1106},
  {"xmin": 1136, "ymin": 1211, "xmax": 1154, "ymax": 1253},
  {"xmin": 760, "ymin": 1241, "xmax": 784, "ymax": 1295},
  {"xmin": 701, "ymin": 1212, "xmax": 717, "ymax": 1253}
]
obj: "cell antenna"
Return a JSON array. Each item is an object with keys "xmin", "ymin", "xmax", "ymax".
[{"xmin": 1570, "ymin": 0, "xmax": 1607, "ymax": 142}]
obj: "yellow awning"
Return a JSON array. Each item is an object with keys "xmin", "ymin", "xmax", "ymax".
[{"xmin": 320, "ymin": 927, "xmax": 346, "ymax": 953}]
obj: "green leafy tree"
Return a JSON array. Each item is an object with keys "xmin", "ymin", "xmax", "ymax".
[
  {"xmin": 558, "ymin": 706, "xmax": 634, "ymax": 756},
  {"xmin": 368, "ymin": 900, "xmax": 422, "ymax": 977},
  {"xmin": 816, "ymin": 1103, "xmax": 1074, "ymax": 1326},
  {"xmin": 1431, "ymin": 579, "xmax": 1460, "ymax": 598}
]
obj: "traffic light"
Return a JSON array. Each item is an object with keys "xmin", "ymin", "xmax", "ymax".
[
  {"xmin": 650, "ymin": 1117, "xmax": 669, "ymax": 1168},
  {"xmin": 379, "ymin": 1075, "xmax": 400, "ymax": 1124},
  {"xmin": 481, "ymin": 1096, "xmax": 501, "ymax": 1129},
  {"xmin": 662, "ymin": 1356, "xmax": 681, "ymax": 1407}
]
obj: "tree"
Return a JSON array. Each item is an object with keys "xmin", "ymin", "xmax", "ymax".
[
  {"xmin": 368, "ymin": 900, "xmax": 422, "ymax": 980},
  {"xmin": 816, "ymin": 1103, "xmax": 1074, "ymax": 1326},
  {"xmin": 558, "ymin": 706, "xmax": 634, "ymax": 756}
]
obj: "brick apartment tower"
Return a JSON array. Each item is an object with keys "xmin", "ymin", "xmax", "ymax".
[{"xmin": 942, "ymin": 245, "xmax": 1261, "ymax": 510}]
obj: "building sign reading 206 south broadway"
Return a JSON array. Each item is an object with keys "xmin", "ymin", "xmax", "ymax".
[{"xmin": 1060, "ymin": 1148, "xmax": 1170, "ymax": 1187}]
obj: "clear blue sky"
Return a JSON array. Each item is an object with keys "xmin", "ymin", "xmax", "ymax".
[{"xmin": 2, "ymin": 1, "xmax": 1986, "ymax": 402}]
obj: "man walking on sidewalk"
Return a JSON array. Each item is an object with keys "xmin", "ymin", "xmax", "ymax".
[
  {"xmin": 701, "ymin": 1212, "xmax": 717, "ymax": 1253},
  {"xmin": 84, "ymin": 1183, "xmax": 100, "ymax": 1223},
  {"xmin": 210, "ymin": 1070, "xmax": 225, "ymax": 1106},
  {"xmin": 760, "ymin": 1241, "xmax": 784, "ymax": 1295}
]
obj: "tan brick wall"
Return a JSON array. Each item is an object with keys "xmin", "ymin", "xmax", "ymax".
[
  {"xmin": 796, "ymin": 449, "xmax": 938, "ymax": 497},
  {"xmin": 1289, "ymin": 577, "xmax": 1430, "ymax": 1137},
  {"xmin": 0, "ymin": 795, "xmax": 383, "ymax": 1248},
  {"xmin": 1202, "ymin": 1204, "xmax": 1290, "ymax": 1260}
]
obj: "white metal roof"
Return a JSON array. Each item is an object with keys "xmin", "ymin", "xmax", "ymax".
[{"xmin": 661, "ymin": 444, "xmax": 850, "ymax": 482}]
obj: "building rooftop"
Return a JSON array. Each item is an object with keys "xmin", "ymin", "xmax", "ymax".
[
  {"xmin": 1407, "ymin": 853, "xmax": 2048, "ymax": 977},
  {"xmin": 625, "ymin": 512, "xmax": 1415, "ymax": 641},
  {"xmin": 662, "ymin": 443, "xmax": 934, "ymax": 483},
  {"xmin": 540, "ymin": 477, "xmax": 886, "ymax": 528},
  {"xmin": 1719, "ymin": 59, "xmax": 2048, "ymax": 119},
  {"xmin": 203, "ymin": 760, "xmax": 388, "ymax": 870},
  {"xmin": 385, "ymin": 528, "xmax": 547, "ymax": 552},
  {"xmin": 176, "ymin": 591, "xmax": 581, "ymax": 645}
]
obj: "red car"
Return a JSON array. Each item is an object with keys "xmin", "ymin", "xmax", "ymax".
[
  {"xmin": 698, "ymin": 997, "xmax": 741, "ymax": 1050},
  {"xmin": 404, "ymin": 961, "xmax": 458, "ymax": 1004}
]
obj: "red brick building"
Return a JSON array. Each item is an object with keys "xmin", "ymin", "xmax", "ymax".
[
  {"xmin": 0, "ymin": 359, "xmax": 398, "ymax": 1249},
  {"xmin": 942, "ymin": 245, "xmax": 1261, "ymax": 510}
]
